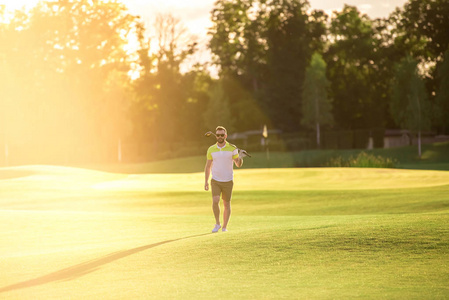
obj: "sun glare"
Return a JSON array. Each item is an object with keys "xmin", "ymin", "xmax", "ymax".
[{"xmin": 0, "ymin": 0, "xmax": 35, "ymax": 11}]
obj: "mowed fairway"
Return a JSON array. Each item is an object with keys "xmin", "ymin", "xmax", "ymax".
[{"xmin": 1, "ymin": 166, "xmax": 449, "ymax": 299}]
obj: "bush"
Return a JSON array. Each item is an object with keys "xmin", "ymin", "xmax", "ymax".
[{"xmin": 326, "ymin": 152, "xmax": 397, "ymax": 168}]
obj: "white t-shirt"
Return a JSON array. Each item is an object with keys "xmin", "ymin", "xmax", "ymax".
[{"xmin": 206, "ymin": 142, "xmax": 239, "ymax": 182}]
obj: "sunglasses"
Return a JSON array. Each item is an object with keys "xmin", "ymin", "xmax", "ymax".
[{"xmin": 216, "ymin": 134, "xmax": 225, "ymax": 137}]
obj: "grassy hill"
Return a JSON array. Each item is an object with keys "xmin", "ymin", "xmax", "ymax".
[{"xmin": 0, "ymin": 165, "xmax": 448, "ymax": 298}]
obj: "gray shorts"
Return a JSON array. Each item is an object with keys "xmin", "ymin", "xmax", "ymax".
[{"xmin": 211, "ymin": 179, "xmax": 234, "ymax": 202}]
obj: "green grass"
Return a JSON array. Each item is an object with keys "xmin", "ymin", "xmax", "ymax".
[{"xmin": 1, "ymin": 166, "xmax": 448, "ymax": 299}]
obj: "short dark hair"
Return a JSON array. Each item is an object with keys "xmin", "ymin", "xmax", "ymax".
[{"xmin": 215, "ymin": 126, "xmax": 227, "ymax": 135}]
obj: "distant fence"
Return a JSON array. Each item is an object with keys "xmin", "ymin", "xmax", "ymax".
[{"xmin": 232, "ymin": 128, "xmax": 386, "ymax": 153}]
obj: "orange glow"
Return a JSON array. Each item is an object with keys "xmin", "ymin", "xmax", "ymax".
[{"xmin": 0, "ymin": 0, "xmax": 137, "ymax": 166}]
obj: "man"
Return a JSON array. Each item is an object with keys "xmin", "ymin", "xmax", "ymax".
[{"xmin": 204, "ymin": 126, "xmax": 243, "ymax": 233}]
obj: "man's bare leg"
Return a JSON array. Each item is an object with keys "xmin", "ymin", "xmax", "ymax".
[
  {"xmin": 223, "ymin": 199, "xmax": 231, "ymax": 230},
  {"xmin": 212, "ymin": 196, "xmax": 221, "ymax": 225}
]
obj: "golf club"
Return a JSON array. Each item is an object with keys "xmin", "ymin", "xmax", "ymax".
[
  {"xmin": 204, "ymin": 131, "xmax": 251, "ymax": 158},
  {"xmin": 204, "ymin": 131, "xmax": 217, "ymax": 138}
]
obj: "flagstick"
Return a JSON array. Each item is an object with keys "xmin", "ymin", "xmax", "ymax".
[
  {"xmin": 265, "ymin": 139, "xmax": 270, "ymax": 168},
  {"xmin": 266, "ymin": 142, "xmax": 269, "ymax": 161},
  {"xmin": 262, "ymin": 125, "xmax": 269, "ymax": 167}
]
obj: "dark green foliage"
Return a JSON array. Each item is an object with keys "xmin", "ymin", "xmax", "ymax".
[
  {"xmin": 435, "ymin": 49, "xmax": 449, "ymax": 132},
  {"xmin": 390, "ymin": 55, "xmax": 432, "ymax": 157},
  {"xmin": 394, "ymin": 0, "xmax": 449, "ymax": 133},
  {"xmin": 301, "ymin": 52, "xmax": 333, "ymax": 147},
  {"xmin": 390, "ymin": 56, "xmax": 431, "ymax": 132},
  {"xmin": 326, "ymin": 152, "xmax": 397, "ymax": 168},
  {"xmin": 263, "ymin": 0, "xmax": 315, "ymax": 131},
  {"xmin": 209, "ymin": 0, "xmax": 327, "ymax": 132},
  {"xmin": 203, "ymin": 80, "xmax": 236, "ymax": 133},
  {"xmin": 398, "ymin": 0, "xmax": 449, "ymax": 61},
  {"xmin": 324, "ymin": 5, "xmax": 387, "ymax": 130}
]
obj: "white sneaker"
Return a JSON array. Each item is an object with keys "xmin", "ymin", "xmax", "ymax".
[
  {"xmin": 222, "ymin": 228, "xmax": 228, "ymax": 232},
  {"xmin": 212, "ymin": 224, "xmax": 221, "ymax": 233}
]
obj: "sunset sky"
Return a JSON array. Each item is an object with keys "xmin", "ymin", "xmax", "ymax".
[{"xmin": 1, "ymin": 0, "xmax": 409, "ymax": 37}]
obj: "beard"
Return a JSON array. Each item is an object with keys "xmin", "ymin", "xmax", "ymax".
[{"xmin": 217, "ymin": 137, "xmax": 225, "ymax": 143}]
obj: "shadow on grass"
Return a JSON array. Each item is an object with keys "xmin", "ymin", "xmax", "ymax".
[{"xmin": 0, "ymin": 233, "xmax": 211, "ymax": 293}]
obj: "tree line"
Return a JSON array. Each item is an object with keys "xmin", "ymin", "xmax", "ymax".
[{"xmin": 0, "ymin": 0, "xmax": 448, "ymax": 164}]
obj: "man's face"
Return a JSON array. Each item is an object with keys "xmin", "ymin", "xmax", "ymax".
[{"xmin": 216, "ymin": 130, "xmax": 226, "ymax": 144}]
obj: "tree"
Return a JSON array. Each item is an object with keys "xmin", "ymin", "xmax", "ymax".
[
  {"xmin": 203, "ymin": 80, "xmax": 235, "ymax": 133},
  {"xmin": 208, "ymin": 0, "xmax": 269, "ymax": 134},
  {"xmin": 181, "ymin": 66, "xmax": 213, "ymax": 139},
  {"xmin": 263, "ymin": 0, "xmax": 324, "ymax": 132},
  {"xmin": 435, "ymin": 49, "xmax": 449, "ymax": 133},
  {"xmin": 131, "ymin": 13, "xmax": 200, "ymax": 149},
  {"xmin": 390, "ymin": 55, "xmax": 431, "ymax": 158},
  {"xmin": 325, "ymin": 5, "xmax": 384, "ymax": 130},
  {"xmin": 398, "ymin": 0, "xmax": 449, "ymax": 61},
  {"xmin": 393, "ymin": 0, "xmax": 449, "ymax": 134},
  {"xmin": 209, "ymin": 0, "xmax": 265, "ymax": 88},
  {"xmin": 209, "ymin": 0, "xmax": 326, "ymax": 132},
  {"xmin": 301, "ymin": 52, "xmax": 333, "ymax": 147}
]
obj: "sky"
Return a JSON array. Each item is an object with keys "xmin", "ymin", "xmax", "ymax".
[
  {"xmin": 126, "ymin": 0, "xmax": 409, "ymax": 37},
  {"xmin": 0, "ymin": 0, "xmax": 410, "ymax": 37},
  {"xmin": 1, "ymin": 0, "xmax": 409, "ymax": 70}
]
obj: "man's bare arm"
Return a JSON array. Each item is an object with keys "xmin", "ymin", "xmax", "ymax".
[{"xmin": 204, "ymin": 160, "xmax": 213, "ymax": 190}]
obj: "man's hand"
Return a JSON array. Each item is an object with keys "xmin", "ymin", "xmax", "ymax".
[{"xmin": 205, "ymin": 182, "xmax": 209, "ymax": 191}]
